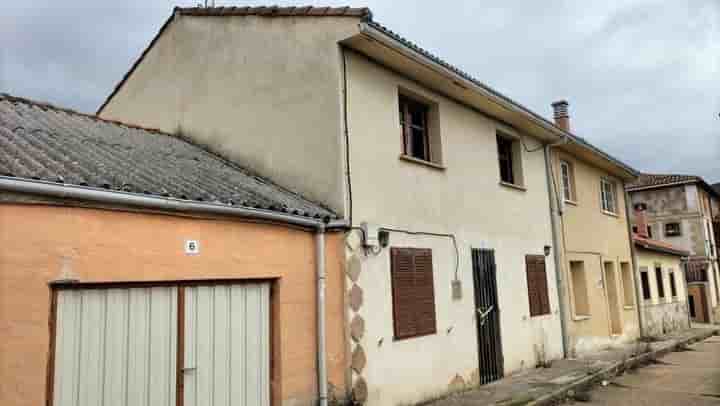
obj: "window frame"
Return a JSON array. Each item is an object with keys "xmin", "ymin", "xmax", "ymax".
[
  {"xmin": 655, "ymin": 265, "xmax": 665, "ymax": 299},
  {"xmin": 390, "ymin": 247, "xmax": 437, "ymax": 340},
  {"xmin": 669, "ymin": 270, "xmax": 678, "ymax": 298},
  {"xmin": 560, "ymin": 160, "xmax": 576, "ymax": 203},
  {"xmin": 497, "ymin": 134, "xmax": 515, "ymax": 185},
  {"xmin": 399, "ymin": 94, "xmax": 431, "ymax": 163},
  {"xmin": 665, "ymin": 222, "xmax": 682, "ymax": 237},
  {"xmin": 600, "ymin": 178, "xmax": 618, "ymax": 215},
  {"xmin": 640, "ymin": 269, "xmax": 652, "ymax": 301}
]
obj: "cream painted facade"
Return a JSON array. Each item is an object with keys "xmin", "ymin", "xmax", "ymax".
[
  {"xmin": 634, "ymin": 248, "xmax": 690, "ymax": 337},
  {"xmin": 550, "ymin": 150, "xmax": 640, "ymax": 356}
]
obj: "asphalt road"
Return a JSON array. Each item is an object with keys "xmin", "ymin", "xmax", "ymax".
[{"xmin": 582, "ymin": 335, "xmax": 720, "ymax": 405}]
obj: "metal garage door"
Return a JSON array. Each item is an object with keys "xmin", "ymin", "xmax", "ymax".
[{"xmin": 52, "ymin": 283, "xmax": 270, "ymax": 406}]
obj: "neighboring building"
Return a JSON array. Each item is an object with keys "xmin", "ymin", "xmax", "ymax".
[
  {"xmin": 546, "ymin": 102, "xmax": 641, "ymax": 356},
  {"xmin": 632, "ymin": 204, "xmax": 691, "ymax": 336},
  {"xmin": 0, "ymin": 94, "xmax": 348, "ymax": 406},
  {"xmin": 627, "ymin": 174, "xmax": 720, "ymax": 324},
  {"xmin": 97, "ymin": 6, "xmax": 640, "ymax": 405}
]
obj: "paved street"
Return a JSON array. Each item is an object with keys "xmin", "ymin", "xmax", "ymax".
[{"xmin": 581, "ymin": 335, "xmax": 720, "ymax": 405}]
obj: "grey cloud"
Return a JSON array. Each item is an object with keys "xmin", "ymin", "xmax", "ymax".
[{"xmin": 2, "ymin": 0, "xmax": 718, "ymax": 181}]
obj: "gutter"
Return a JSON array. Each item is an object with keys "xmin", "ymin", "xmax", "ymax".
[
  {"xmin": 544, "ymin": 139, "xmax": 570, "ymax": 357},
  {"xmin": 0, "ymin": 176, "xmax": 343, "ymax": 405}
]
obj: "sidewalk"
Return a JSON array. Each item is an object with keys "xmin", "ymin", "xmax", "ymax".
[{"xmin": 423, "ymin": 326, "xmax": 719, "ymax": 406}]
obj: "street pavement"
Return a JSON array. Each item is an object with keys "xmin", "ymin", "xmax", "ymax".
[{"xmin": 581, "ymin": 335, "xmax": 720, "ymax": 405}]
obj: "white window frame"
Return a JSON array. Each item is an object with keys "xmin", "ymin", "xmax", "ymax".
[
  {"xmin": 560, "ymin": 160, "xmax": 574, "ymax": 203},
  {"xmin": 600, "ymin": 178, "xmax": 618, "ymax": 215}
]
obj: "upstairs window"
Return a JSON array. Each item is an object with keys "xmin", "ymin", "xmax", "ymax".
[
  {"xmin": 497, "ymin": 133, "xmax": 524, "ymax": 187},
  {"xmin": 560, "ymin": 160, "xmax": 576, "ymax": 202},
  {"xmin": 600, "ymin": 178, "xmax": 618, "ymax": 214},
  {"xmin": 399, "ymin": 95, "xmax": 430, "ymax": 162},
  {"xmin": 665, "ymin": 222, "xmax": 682, "ymax": 237}
]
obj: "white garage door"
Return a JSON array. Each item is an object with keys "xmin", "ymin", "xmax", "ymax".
[{"xmin": 52, "ymin": 283, "xmax": 270, "ymax": 406}]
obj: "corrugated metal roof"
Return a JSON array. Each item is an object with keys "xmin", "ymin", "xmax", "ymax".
[{"xmin": 0, "ymin": 93, "xmax": 336, "ymax": 219}]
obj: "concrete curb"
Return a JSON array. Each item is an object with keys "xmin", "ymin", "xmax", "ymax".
[{"xmin": 526, "ymin": 328, "xmax": 720, "ymax": 406}]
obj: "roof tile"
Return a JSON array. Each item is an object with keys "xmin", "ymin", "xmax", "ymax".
[{"xmin": 0, "ymin": 93, "xmax": 336, "ymax": 220}]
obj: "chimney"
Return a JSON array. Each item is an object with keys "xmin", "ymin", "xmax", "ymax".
[
  {"xmin": 634, "ymin": 202, "xmax": 649, "ymax": 238},
  {"xmin": 552, "ymin": 100, "xmax": 570, "ymax": 132}
]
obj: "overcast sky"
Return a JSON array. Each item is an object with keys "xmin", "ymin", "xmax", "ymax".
[{"xmin": 2, "ymin": 1, "xmax": 719, "ymax": 182}]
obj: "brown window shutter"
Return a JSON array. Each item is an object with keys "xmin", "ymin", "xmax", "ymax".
[
  {"xmin": 413, "ymin": 249, "xmax": 437, "ymax": 336},
  {"xmin": 390, "ymin": 247, "xmax": 437, "ymax": 339},
  {"xmin": 526, "ymin": 255, "xmax": 551, "ymax": 317}
]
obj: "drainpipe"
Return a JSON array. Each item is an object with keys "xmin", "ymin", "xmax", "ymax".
[
  {"xmin": 316, "ymin": 224, "xmax": 328, "ymax": 406},
  {"xmin": 624, "ymin": 190, "xmax": 646, "ymax": 338},
  {"xmin": 544, "ymin": 143, "xmax": 570, "ymax": 357},
  {"xmin": 0, "ymin": 176, "xmax": 341, "ymax": 405}
]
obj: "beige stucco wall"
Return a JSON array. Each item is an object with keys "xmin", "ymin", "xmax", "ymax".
[
  {"xmin": 100, "ymin": 14, "xmax": 361, "ymax": 215},
  {"xmin": 343, "ymin": 50, "xmax": 564, "ymax": 405},
  {"xmin": 635, "ymin": 248, "xmax": 690, "ymax": 337},
  {"xmin": 0, "ymin": 203, "xmax": 347, "ymax": 406},
  {"xmin": 551, "ymin": 151, "xmax": 639, "ymax": 355}
]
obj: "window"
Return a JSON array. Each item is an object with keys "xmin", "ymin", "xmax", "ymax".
[
  {"xmin": 600, "ymin": 178, "xmax": 618, "ymax": 214},
  {"xmin": 621, "ymin": 262, "xmax": 634, "ymax": 307},
  {"xmin": 647, "ymin": 225, "xmax": 653, "ymax": 239},
  {"xmin": 632, "ymin": 225, "xmax": 639, "ymax": 234},
  {"xmin": 570, "ymin": 261, "xmax": 590, "ymax": 317},
  {"xmin": 665, "ymin": 222, "xmax": 682, "ymax": 237},
  {"xmin": 640, "ymin": 268, "xmax": 651, "ymax": 300},
  {"xmin": 399, "ymin": 95, "xmax": 431, "ymax": 161},
  {"xmin": 497, "ymin": 133, "xmax": 524, "ymax": 187},
  {"xmin": 560, "ymin": 160, "xmax": 576, "ymax": 202},
  {"xmin": 669, "ymin": 271, "xmax": 678, "ymax": 297},
  {"xmin": 655, "ymin": 265, "xmax": 665, "ymax": 299},
  {"xmin": 390, "ymin": 247, "xmax": 437, "ymax": 339},
  {"xmin": 526, "ymin": 255, "xmax": 551, "ymax": 316}
]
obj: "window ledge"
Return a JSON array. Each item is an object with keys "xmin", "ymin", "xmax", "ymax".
[
  {"xmin": 399, "ymin": 154, "xmax": 446, "ymax": 170},
  {"xmin": 623, "ymin": 305, "xmax": 635, "ymax": 310},
  {"xmin": 573, "ymin": 315, "xmax": 591, "ymax": 321},
  {"xmin": 564, "ymin": 199, "xmax": 578, "ymax": 206},
  {"xmin": 601, "ymin": 210, "xmax": 619, "ymax": 218},
  {"xmin": 499, "ymin": 181, "xmax": 527, "ymax": 192}
]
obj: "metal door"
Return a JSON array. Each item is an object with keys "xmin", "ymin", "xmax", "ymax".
[
  {"xmin": 53, "ymin": 287, "xmax": 178, "ymax": 406},
  {"xmin": 471, "ymin": 248, "xmax": 504, "ymax": 384},
  {"xmin": 182, "ymin": 284, "xmax": 270, "ymax": 406}
]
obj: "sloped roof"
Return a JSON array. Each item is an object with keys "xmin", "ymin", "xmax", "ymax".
[
  {"xmin": 178, "ymin": 5, "xmax": 371, "ymax": 17},
  {"xmin": 627, "ymin": 173, "xmax": 719, "ymax": 197},
  {"xmin": 633, "ymin": 235, "xmax": 689, "ymax": 257},
  {"xmin": 0, "ymin": 93, "xmax": 336, "ymax": 219}
]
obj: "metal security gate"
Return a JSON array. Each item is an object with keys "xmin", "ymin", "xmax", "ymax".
[
  {"xmin": 471, "ymin": 249, "xmax": 504, "ymax": 384},
  {"xmin": 52, "ymin": 282, "xmax": 270, "ymax": 406}
]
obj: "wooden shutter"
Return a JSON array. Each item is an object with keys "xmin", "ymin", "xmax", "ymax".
[
  {"xmin": 390, "ymin": 248, "xmax": 437, "ymax": 339},
  {"xmin": 525, "ymin": 255, "xmax": 551, "ymax": 316}
]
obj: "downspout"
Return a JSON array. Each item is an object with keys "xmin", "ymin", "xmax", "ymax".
[
  {"xmin": 0, "ymin": 175, "xmax": 341, "ymax": 406},
  {"xmin": 624, "ymin": 190, "xmax": 646, "ymax": 337},
  {"xmin": 316, "ymin": 224, "xmax": 328, "ymax": 406},
  {"xmin": 544, "ymin": 142, "xmax": 570, "ymax": 357}
]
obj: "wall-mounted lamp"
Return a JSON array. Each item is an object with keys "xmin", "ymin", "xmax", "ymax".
[{"xmin": 544, "ymin": 245, "xmax": 552, "ymax": 257}]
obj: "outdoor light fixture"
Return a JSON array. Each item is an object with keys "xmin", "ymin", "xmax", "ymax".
[{"xmin": 544, "ymin": 245, "xmax": 552, "ymax": 256}]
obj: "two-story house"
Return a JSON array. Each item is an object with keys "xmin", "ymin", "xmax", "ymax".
[
  {"xmin": 97, "ymin": 6, "xmax": 640, "ymax": 405},
  {"xmin": 627, "ymin": 174, "xmax": 720, "ymax": 324},
  {"xmin": 546, "ymin": 102, "xmax": 640, "ymax": 356}
]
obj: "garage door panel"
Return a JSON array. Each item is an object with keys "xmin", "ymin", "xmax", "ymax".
[
  {"xmin": 54, "ymin": 287, "xmax": 177, "ymax": 406},
  {"xmin": 184, "ymin": 283, "xmax": 270, "ymax": 406}
]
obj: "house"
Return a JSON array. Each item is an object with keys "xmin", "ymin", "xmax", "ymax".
[
  {"xmin": 627, "ymin": 174, "xmax": 720, "ymax": 324},
  {"xmin": 0, "ymin": 94, "xmax": 349, "ymax": 406},
  {"xmin": 632, "ymin": 204, "xmax": 691, "ymax": 335},
  {"xmin": 546, "ymin": 102, "xmax": 641, "ymax": 356},
  {"xmin": 97, "ymin": 6, "xmax": 640, "ymax": 405}
]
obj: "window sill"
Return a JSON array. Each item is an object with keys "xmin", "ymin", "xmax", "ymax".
[
  {"xmin": 499, "ymin": 181, "xmax": 527, "ymax": 192},
  {"xmin": 398, "ymin": 154, "xmax": 446, "ymax": 170},
  {"xmin": 623, "ymin": 305, "xmax": 635, "ymax": 310},
  {"xmin": 393, "ymin": 330, "xmax": 437, "ymax": 342},
  {"xmin": 601, "ymin": 210, "xmax": 619, "ymax": 218},
  {"xmin": 573, "ymin": 315, "xmax": 591, "ymax": 321},
  {"xmin": 564, "ymin": 199, "xmax": 578, "ymax": 206}
]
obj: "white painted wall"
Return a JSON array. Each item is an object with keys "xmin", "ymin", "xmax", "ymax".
[{"xmin": 344, "ymin": 50, "xmax": 563, "ymax": 406}]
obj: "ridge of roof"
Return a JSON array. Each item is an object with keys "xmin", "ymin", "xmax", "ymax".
[
  {"xmin": 176, "ymin": 5, "xmax": 372, "ymax": 18},
  {"xmin": 0, "ymin": 92, "xmax": 337, "ymax": 219}
]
